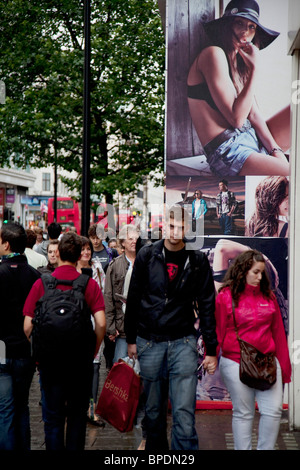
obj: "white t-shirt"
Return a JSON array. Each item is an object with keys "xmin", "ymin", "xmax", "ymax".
[{"xmin": 221, "ymin": 191, "xmax": 230, "ymax": 214}]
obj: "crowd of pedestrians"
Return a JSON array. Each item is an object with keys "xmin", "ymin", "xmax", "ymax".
[{"xmin": 0, "ymin": 206, "xmax": 291, "ymax": 451}]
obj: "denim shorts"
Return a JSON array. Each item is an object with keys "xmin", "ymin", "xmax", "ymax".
[{"xmin": 204, "ymin": 122, "xmax": 268, "ymax": 176}]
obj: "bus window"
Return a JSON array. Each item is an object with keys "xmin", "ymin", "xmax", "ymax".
[{"xmin": 47, "ymin": 197, "xmax": 81, "ymax": 234}]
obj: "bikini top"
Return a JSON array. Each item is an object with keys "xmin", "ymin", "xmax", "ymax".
[
  {"xmin": 187, "ymin": 82, "xmax": 218, "ymax": 111},
  {"xmin": 279, "ymin": 222, "xmax": 288, "ymax": 238}
]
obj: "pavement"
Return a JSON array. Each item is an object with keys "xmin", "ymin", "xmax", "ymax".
[{"xmin": 27, "ymin": 362, "xmax": 300, "ymax": 454}]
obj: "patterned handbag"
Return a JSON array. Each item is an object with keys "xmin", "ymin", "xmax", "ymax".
[{"xmin": 232, "ymin": 300, "xmax": 277, "ymax": 391}]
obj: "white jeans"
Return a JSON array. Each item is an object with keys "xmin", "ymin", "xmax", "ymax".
[{"xmin": 219, "ymin": 356, "xmax": 283, "ymax": 450}]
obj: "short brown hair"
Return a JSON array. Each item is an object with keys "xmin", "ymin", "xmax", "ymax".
[
  {"xmin": 58, "ymin": 232, "xmax": 82, "ymax": 263},
  {"xmin": 26, "ymin": 229, "xmax": 37, "ymax": 249},
  {"xmin": 47, "ymin": 239, "xmax": 59, "ymax": 252},
  {"xmin": 88, "ymin": 223, "xmax": 104, "ymax": 239}
]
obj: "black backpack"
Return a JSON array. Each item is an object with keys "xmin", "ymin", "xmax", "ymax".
[{"xmin": 32, "ymin": 273, "xmax": 96, "ymax": 364}]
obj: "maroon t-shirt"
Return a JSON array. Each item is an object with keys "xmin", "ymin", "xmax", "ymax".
[{"xmin": 23, "ymin": 265, "xmax": 105, "ymax": 318}]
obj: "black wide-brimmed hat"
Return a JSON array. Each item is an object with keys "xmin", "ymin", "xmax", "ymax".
[{"xmin": 203, "ymin": 0, "xmax": 280, "ymax": 49}]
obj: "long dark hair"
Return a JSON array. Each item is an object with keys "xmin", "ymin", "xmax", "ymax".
[
  {"xmin": 205, "ymin": 17, "xmax": 261, "ymax": 94},
  {"xmin": 219, "ymin": 249, "xmax": 272, "ymax": 304},
  {"xmin": 246, "ymin": 176, "xmax": 289, "ymax": 237}
]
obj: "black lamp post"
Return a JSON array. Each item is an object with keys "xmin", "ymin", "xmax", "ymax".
[{"xmin": 81, "ymin": 0, "xmax": 91, "ymax": 236}]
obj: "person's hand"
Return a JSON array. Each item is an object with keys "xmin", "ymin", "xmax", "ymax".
[
  {"xmin": 202, "ymin": 355, "xmax": 218, "ymax": 375},
  {"xmin": 238, "ymin": 42, "xmax": 259, "ymax": 71},
  {"xmin": 127, "ymin": 343, "xmax": 137, "ymax": 359},
  {"xmin": 108, "ymin": 330, "xmax": 119, "ymax": 342}
]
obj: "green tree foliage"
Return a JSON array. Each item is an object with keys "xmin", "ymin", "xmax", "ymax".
[{"xmin": 0, "ymin": 0, "xmax": 165, "ymax": 202}]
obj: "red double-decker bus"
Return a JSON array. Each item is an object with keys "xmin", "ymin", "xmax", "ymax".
[
  {"xmin": 47, "ymin": 197, "xmax": 81, "ymax": 234},
  {"xmin": 95, "ymin": 203, "xmax": 134, "ymax": 231}
]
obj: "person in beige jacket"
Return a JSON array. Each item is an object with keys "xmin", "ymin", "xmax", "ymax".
[{"xmin": 104, "ymin": 224, "xmax": 139, "ymax": 364}]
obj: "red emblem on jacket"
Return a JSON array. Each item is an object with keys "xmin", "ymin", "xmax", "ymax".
[{"xmin": 166, "ymin": 263, "xmax": 178, "ymax": 281}]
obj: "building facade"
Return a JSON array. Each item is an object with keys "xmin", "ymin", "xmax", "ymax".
[{"xmin": 288, "ymin": 0, "xmax": 300, "ymax": 431}]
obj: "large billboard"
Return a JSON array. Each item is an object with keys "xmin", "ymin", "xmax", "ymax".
[{"xmin": 165, "ymin": 0, "xmax": 291, "ymax": 406}]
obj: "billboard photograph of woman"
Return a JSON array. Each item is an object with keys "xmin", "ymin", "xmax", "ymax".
[{"xmin": 187, "ymin": 0, "xmax": 290, "ymax": 177}]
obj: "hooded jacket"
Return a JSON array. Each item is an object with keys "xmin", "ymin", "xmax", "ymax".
[
  {"xmin": 124, "ymin": 240, "xmax": 217, "ymax": 356},
  {"xmin": 34, "ymin": 240, "xmax": 49, "ymax": 258},
  {"xmin": 215, "ymin": 285, "xmax": 291, "ymax": 383}
]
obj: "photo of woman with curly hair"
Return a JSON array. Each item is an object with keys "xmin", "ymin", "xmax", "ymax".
[{"xmin": 245, "ymin": 176, "xmax": 289, "ymax": 237}]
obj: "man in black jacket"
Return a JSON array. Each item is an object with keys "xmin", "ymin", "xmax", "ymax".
[
  {"xmin": 0, "ymin": 222, "xmax": 40, "ymax": 450},
  {"xmin": 125, "ymin": 205, "xmax": 218, "ymax": 451}
]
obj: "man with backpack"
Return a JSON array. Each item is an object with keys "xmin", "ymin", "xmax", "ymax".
[{"xmin": 23, "ymin": 232, "xmax": 106, "ymax": 451}]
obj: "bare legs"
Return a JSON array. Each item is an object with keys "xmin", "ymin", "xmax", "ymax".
[
  {"xmin": 240, "ymin": 151, "xmax": 289, "ymax": 176},
  {"xmin": 239, "ymin": 105, "xmax": 290, "ymax": 176},
  {"xmin": 267, "ymin": 105, "xmax": 291, "ymax": 152}
]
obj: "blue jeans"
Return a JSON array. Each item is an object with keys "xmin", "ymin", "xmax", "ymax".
[
  {"xmin": 136, "ymin": 335, "xmax": 198, "ymax": 450},
  {"xmin": 39, "ymin": 362, "xmax": 93, "ymax": 451},
  {"xmin": 219, "ymin": 213, "xmax": 233, "ymax": 235},
  {"xmin": 0, "ymin": 358, "xmax": 35, "ymax": 450},
  {"xmin": 113, "ymin": 337, "xmax": 128, "ymax": 364},
  {"xmin": 219, "ymin": 356, "xmax": 283, "ymax": 450}
]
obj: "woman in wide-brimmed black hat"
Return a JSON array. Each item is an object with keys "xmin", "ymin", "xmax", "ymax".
[{"xmin": 187, "ymin": 0, "xmax": 290, "ymax": 177}]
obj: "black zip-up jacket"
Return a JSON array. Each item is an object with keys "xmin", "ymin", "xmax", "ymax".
[
  {"xmin": 124, "ymin": 240, "xmax": 218, "ymax": 356},
  {"xmin": 0, "ymin": 255, "xmax": 40, "ymax": 358}
]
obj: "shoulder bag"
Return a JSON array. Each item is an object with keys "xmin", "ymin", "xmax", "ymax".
[{"xmin": 232, "ymin": 299, "xmax": 277, "ymax": 391}]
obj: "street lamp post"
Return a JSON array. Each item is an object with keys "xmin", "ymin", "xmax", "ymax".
[
  {"xmin": 81, "ymin": 0, "xmax": 91, "ymax": 236},
  {"xmin": 54, "ymin": 150, "xmax": 57, "ymax": 222}
]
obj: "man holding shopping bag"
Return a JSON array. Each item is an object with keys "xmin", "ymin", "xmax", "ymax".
[{"xmin": 125, "ymin": 205, "xmax": 218, "ymax": 451}]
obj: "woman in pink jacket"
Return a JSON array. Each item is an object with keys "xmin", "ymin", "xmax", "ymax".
[{"xmin": 215, "ymin": 250, "xmax": 291, "ymax": 450}]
